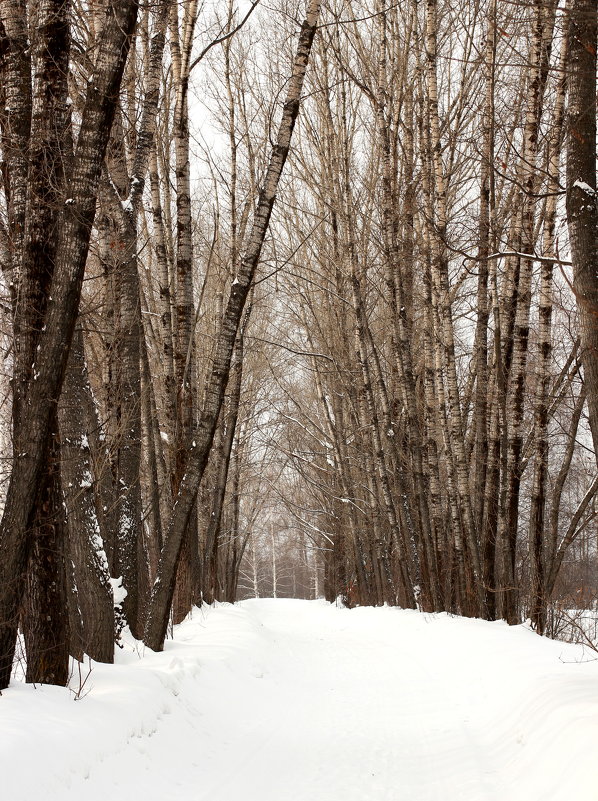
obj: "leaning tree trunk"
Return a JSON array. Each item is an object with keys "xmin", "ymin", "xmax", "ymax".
[
  {"xmin": 12, "ymin": 0, "xmax": 71, "ymax": 686},
  {"xmin": 144, "ymin": 0, "xmax": 322, "ymax": 652},
  {"xmin": 0, "ymin": 0, "xmax": 138, "ymax": 690}
]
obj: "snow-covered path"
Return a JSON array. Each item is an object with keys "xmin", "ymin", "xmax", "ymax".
[{"xmin": 2, "ymin": 599, "xmax": 598, "ymax": 801}]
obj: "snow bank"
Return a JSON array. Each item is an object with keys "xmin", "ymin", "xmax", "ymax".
[{"xmin": 1, "ymin": 600, "xmax": 597, "ymax": 801}]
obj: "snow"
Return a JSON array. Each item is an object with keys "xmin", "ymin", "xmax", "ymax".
[
  {"xmin": 109, "ymin": 576, "xmax": 127, "ymax": 607},
  {"xmin": 1, "ymin": 599, "xmax": 597, "ymax": 801},
  {"xmin": 79, "ymin": 470, "xmax": 93, "ymax": 489},
  {"xmin": 573, "ymin": 180, "xmax": 596, "ymax": 196}
]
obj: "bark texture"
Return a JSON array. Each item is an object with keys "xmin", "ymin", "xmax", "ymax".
[
  {"xmin": 566, "ymin": 0, "xmax": 598, "ymax": 464},
  {"xmin": 0, "ymin": 0, "xmax": 138, "ymax": 689}
]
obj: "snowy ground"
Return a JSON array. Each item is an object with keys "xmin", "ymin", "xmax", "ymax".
[{"xmin": 2, "ymin": 599, "xmax": 597, "ymax": 801}]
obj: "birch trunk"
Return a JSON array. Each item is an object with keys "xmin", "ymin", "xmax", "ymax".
[
  {"xmin": 169, "ymin": 0, "xmax": 199, "ymax": 623},
  {"xmin": 473, "ymin": 0, "xmax": 496, "ymax": 613},
  {"xmin": 499, "ymin": 1, "xmax": 556, "ymax": 623},
  {"xmin": 528, "ymin": 32, "xmax": 566, "ymax": 633},
  {"xmin": 425, "ymin": 0, "xmax": 484, "ymax": 615}
]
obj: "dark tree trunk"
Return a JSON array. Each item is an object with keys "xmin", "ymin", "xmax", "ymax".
[
  {"xmin": 23, "ymin": 414, "xmax": 70, "ymax": 685},
  {"xmin": 0, "ymin": 0, "xmax": 31, "ymax": 291},
  {"xmin": 60, "ymin": 327, "xmax": 115, "ymax": 663},
  {"xmin": 0, "ymin": 0, "xmax": 138, "ymax": 690},
  {"xmin": 566, "ymin": 0, "xmax": 598, "ymax": 465},
  {"xmin": 14, "ymin": 0, "xmax": 71, "ymax": 686}
]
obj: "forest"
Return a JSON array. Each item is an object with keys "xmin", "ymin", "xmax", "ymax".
[{"xmin": 0, "ymin": 0, "xmax": 597, "ymax": 694}]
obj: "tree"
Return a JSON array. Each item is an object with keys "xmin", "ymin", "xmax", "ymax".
[
  {"xmin": 1, "ymin": 0, "xmax": 596, "ymax": 692},
  {"xmin": 0, "ymin": 0, "xmax": 139, "ymax": 689},
  {"xmin": 566, "ymin": 0, "xmax": 598, "ymax": 466},
  {"xmin": 143, "ymin": 0, "xmax": 322, "ymax": 652}
]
